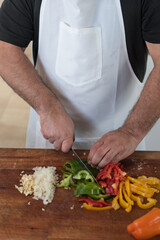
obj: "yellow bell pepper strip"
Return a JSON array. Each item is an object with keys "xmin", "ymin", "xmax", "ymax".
[
  {"xmin": 82, "ymin": 202, "xmax": 112, "ymax": 211},
  {"xmin": 125, "ymin": 204, "xmax": 132, "ymax": 213},
  {"xmin": 127, "ymin": 208, "xmax": 160, "ymax": 240},
  {"xmin": 123, "ymin": 184, "xmax": 134, "ymax": 206},
  {"xmin": 119, "ymin": 182, "xmax": 129, "ymax": 209},
  {"xmin": 112, "ymin": 195, "xmax": 120, "ymax": 210},
  {"xmin": 136, "ymin": 197, "xmax": 157, "ymax": 209},
  {"xmin": 130, "ymin": 192, "xmax": 141, "ymax": 202},
  {"xmin": 125, "ymin": 178, "xmax": 131, "ymax": 197},
  {"xmin": 130, "ymin": 184, "xmax": 155, "ymax": 198},
  {"xmin": 138, "ymin": 176, "xmax": 160, "ymax": 190},
  {"xmin": 128, "ymin": 176, "xmax": 159, "ymax": 194}
]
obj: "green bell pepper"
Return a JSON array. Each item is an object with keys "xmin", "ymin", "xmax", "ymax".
[
  {"xmin": 57, "ymin": 173, "xmax": 72, "ymax": 188},
  {"xmin": 73, "ymin": 170, "xmax": 94, "ymax": 183},
  {"xmin": 74, "ymin": 182, "xmax": 105, "ymax": 196},
  {"xmin": 88, "ymin": 194, "xmax": 111, "ymax": 200},
  {"xmin": 62, "ymin": 159, "xmax": 99, "ymax": 176}
]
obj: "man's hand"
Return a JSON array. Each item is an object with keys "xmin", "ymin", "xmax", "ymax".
[
  {"xmin": 88, "ymin": 42, "xmax": 160, "ymax": 169},
  {"xmin": 0, "ymin": 41, "xmax": 74, "ymax": 152},
  {"xmin": 88, "ymin": 128, "xmax": 139, "ymax": 169},
  {"xmin": 40, "ymin": 102, "xmax": 74, "ymax": 152}
]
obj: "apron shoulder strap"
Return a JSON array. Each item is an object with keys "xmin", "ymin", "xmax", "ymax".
[
  {"xmin": 33, "ymin": 0, "xmax": 42, "ymax": 66},
  {"xmin": 120, "ymin": 0, "xmax": 148, "ymax": 82}
]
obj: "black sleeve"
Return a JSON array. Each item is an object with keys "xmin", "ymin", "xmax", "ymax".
[
  {"xmin": 142, "ymin": 0, "xmax": 160, "ymax": 43},
  {"xmin": 0, "ymin": 0, "xmax": 34, "ymax": 48}
]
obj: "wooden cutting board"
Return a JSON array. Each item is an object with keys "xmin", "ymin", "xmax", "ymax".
[{"xmin": 0, "ymin": 148, "xmax": 160, "ymax": 240}]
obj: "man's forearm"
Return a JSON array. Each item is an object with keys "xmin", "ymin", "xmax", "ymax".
[
  {"xmin": 0, "ymin": 41, "xmax": 58, "ymax": 115},
  {"xmin": 123, "ymin": 65, "xmax": 160, "ymax": 142},
  {"xmin": 88, "ymin": 42, "xmax": 160, "ymax": 168},
  {"xmin": 88, "ymin": 64, "xmax": 160, "ymax": 168},
  {"xmin": 0, "ymin": 41, "xmax": 75, "ymax": 152}
]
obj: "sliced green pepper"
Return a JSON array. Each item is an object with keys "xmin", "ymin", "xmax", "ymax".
[
  {"xmin": 82, "ymin": 159, "xmax": 99, "ymax": 177},
  {"xmin": 88, "ymin": 194, "xmax": 111, "ymax": 200},
  {"xmin": 57, "ymin": 174, "xmax": 72, "ymax": 188},
  {"xmin": 61, "ymin": 170, "xmax": 71, "ymax": 180},
  {"xmin": 74, "ymin": 182, "xmax": 105, "ymax": 196},
  {"xmin": 63, "ymin": 160, "xmax": 83, "ymax": 174},
  {"xmin": 63, "ymin": 159, "xmax": 99, "ymax": 176},
  {"xmin": 73, "ymin": 170, "xmax": 94, "ymax": 183}
]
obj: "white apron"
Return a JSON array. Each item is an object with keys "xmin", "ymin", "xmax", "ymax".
[{"xmin": 26, "ymin": 0, "xmax": 146, "ymax": 150}]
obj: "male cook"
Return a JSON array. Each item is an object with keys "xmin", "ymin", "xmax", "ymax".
[{"xmin": 0, "ymin": 0, "xmax": 160, "ymax": 169}]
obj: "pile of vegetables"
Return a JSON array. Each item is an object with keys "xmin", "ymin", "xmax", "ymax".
[
  {"xmin": 57, "ymin": 159, "xmax": 110, "ymax": 206},
  {"xmin": 57, "ymin": 159, "xmax": 127, "ymax": 209},
  {"xmin": 112, "ymin": 176, "xmax": 159, "ymax": 213},
  {"xmin": 57, "ymin": 159, "xmax": 160, "ymax": 239},
  {"xmin": 57, "ymin": 159, "xmax": 160, "ymax": 212}
]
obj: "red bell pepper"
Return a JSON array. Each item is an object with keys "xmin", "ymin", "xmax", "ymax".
[
  {"xmin": 99, "ymin": 181, "xmax": 107, "ymax": 188},
  {"xmin": 78, "ymin": 197, "xmax": 111, "ymax": 208},
  {"xmin": 96, "ymin": 163, "xmax": 127, "ymax": 196}
]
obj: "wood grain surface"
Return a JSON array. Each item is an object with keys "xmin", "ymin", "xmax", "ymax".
[{"xmin": 0, "ymin": 148, "xmax": 160, "ymax": 240}]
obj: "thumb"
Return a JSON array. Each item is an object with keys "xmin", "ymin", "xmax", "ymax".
[{"xmin": 61, "ymin": 138, "xmax": 73, "ymax": 153}]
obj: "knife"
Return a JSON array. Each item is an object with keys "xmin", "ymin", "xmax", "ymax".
[{"xmin": 72, "ymin": 149, "xmax": 100, "ymax": 186}]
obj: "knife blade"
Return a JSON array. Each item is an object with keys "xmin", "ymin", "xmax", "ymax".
[{"xmin": 72, "ymin": 149, "xmax": 100, "ymax": 186}]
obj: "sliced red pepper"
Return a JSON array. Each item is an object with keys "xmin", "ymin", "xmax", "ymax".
[
  {"xmin": 79, "ymin": 197, "xmax": 111, "ymax": 208},
  {"xmin": 99, "ymin": 181, "xmax": 107, "ymax": 188},
  {"xmin": 96, "ymin": 163, "xmax": 113, "ymax": 180},
  {"xmin": 96, "ymin": 163, "xmax": 127, "ymax": 196}
]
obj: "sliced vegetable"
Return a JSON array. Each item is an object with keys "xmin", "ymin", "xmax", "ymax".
[
  {"xmin": 73, "ymin": 170, "xmax": 94, "ymax": 183},
  {"xmin": 61, "ymin": 170, "xmax": 71, "ymax": 180},
  {"xmin": 123, "ymin": 183, "xmax": 134, "ymax": 206},
  {"xmin": 82, "ymin": 202, "xmax": 112, "ymax": 211},
  {"xmin": 62, "ymin": 160, "xmax": 83, "ymax": 174},
  {"xmin": 88, "ymin": 194, "xmax": 110, "ymax": 200},
  {"xmin": 63, "ymin": 159, "xmax": 99, "ymax": 176},
  {"xmin": 137, "ymin": 176, "xmax": 160, "ymax": 190},
  {"xmin": 127, "ymin": 208, "xmax": 160, "ymax": 239},
  {"xmin": 119, "ymin": 182, "xmax": 129, "ymax": 209},
  {"xmin": 128, "ymin": 176, "xmax": 159, "ymax": 195},
  {"xmin": 99, "ymin": 181, "xmax": 107, "ymax": 188},
  {"xmin": 57, "ymin": 173, "xmax": 72, "ymax": 188},
  {"xmin": 136, "ymin": 197, "xmax": 157, "ymax": 209},
  {"xmin": 130, "ymin": 183, "xmax": 155, "ymax": 198},
  {"xmin": 74, "ymin": 182, "xmax": 105, "ymax": 196},
  {"xmin": 96, "ymin": 163, "xmax": 127, "ymax": 196},
  {"xmin": 79, "ymin": 197, "xmax": 111, "ymax": 208},
  {"xmin": 112, "ymin": 195, "xmax": 120, "ymax": 210}
]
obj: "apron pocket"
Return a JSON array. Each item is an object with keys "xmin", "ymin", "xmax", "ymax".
[{"xmin": 55, "ymin": 22, "xmax": 102, "ymax": 86}]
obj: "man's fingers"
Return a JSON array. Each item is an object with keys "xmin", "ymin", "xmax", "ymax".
[
  {"xmin": 97, "ymin": 150, "xmax": 119, "ymax": 169},
  {"xmin": 61, "ymin": 137, "xmax": 73, "ymax": 152},
  {"xmin": 48, "ymin": 137, "xmax": 56, "ymax": 144},
  {"xmin": 53, "ymin": 139, "xmax": 62, "ymax": 151},
  {"xmin": 112, "ymin": 150, "xmax": 129, "ymax": 164},
  {"xmin": 90, "ymin": 145, "xmax": 111, "ymax": 167},
  {"xmin": 88, "ymin": 141, "xmax": 104, "ymax": 164}
]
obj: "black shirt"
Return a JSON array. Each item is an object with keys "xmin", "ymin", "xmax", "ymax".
[{"xmin": 0, "ymin": 0, "xmax": 160, "ymax": 82}]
